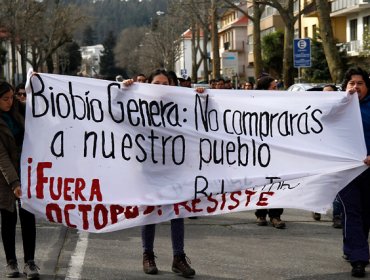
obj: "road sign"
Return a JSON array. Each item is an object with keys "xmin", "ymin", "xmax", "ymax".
[
  {"xmin": 222, "ymin": 52, "xmax": 238, "ymax": 78},
  {"xmin": 293, "ymin": 38, "xmax": 311, "ymax": 68},
  {"xmin": 180, "ymin": 69, "xmax": 187, "ymax": 78}
]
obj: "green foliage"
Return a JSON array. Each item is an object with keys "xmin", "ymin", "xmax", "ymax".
[
  {"xmin": 261, "ymin": 31, "xmax": 284, "ymax": 78},
  {"xmin": 360, "ymin": 24, "xmax": 370, "ymax": 58},
  {"xmin": 303, "ymin": 35, "xmax": 348, "ymax": 82},
  {"xmin": 59, "ymin": 41, "xmax": 82, "ymax": 75},
  {"xmin": 82, "ymin": 26, "xmax": 97, "ymax": 46},
  {"xmin": 61, "ymin": 0, "xmax": 168, "ymax": 44},
  {"xmin": 100, "ymin": 31, "xmax": 126, "ymax": 80},
  {"xmin": 302, "ymin": 38, "xmax": 330, "ymax": 82}
]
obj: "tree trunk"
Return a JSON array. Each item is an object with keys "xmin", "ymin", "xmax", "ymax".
[
  {"xmin": 191, "ymin": 21, "xmax": 198, "ymax": 82},
  {"xmin": 20, "ymin": 40, "xmax": 27, "ymax": 83},
  {"xmin": 211, "ymin": 0, "xmax": 220, "ymax": 79},
  {"xmin": 11, "ymin": 38, "xmax": 16, "ymax": 86},
  {"xmin": 283, "ymin": 23, "xmax": 295, "ymax": 88},
  {"xmin": 46, "ymin": 54, "xmax": 54, "ymax": 73},
  {"xmin": 202, "ymin": 19, "xmax": 209, "ymax": 82},
  {"xmin": 315, "ymin": 0, "xmax": 344, "ymax": 83},
  {"xmin": 253, "ymin": 1, "xmax": 263, "ymax": 80}
]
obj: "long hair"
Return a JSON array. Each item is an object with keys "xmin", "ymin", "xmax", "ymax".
[
  {"xmin": 0, "ymin": 80, "xmax": 23, "ymax": 120},
  {"xmin": 147, "ymin": 69, "xmax": 170, "ymax": 84},
  {"xmin": 256, "ymin": 76, "xmax": 275, "ymax": 90}
]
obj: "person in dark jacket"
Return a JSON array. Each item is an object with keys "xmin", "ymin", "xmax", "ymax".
[
  {"xmin": 0, "ymin": 81, "xmax": 40, "ymax": 279},
  {"xmin": 338, "ymin": 67, "xmax": 370, "ymax": 278}
]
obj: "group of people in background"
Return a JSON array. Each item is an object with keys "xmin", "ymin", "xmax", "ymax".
[{"xmin": 0, "ymin": 66, "xmax": 369, "ymax": 279}]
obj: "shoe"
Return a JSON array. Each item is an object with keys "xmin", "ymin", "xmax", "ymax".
[
  {"xmin": 351, "ymin": 261, "xmax": 366, "ymax": 278},
  {"xmin": 143, "ymin": 252, "xmax": 158, "ymax": 274},
  {"xmin": 172, "ymin": 253, "xmax": 195, "ymax": 277},
  {"xmin": 270, "ymin": 217, "xmax": 286, "ymax": 229},
  {"xmin": 23, "ymin": 261, "xmax": 39, "ymax": 279},
  {"xmin": 312, "ymin": 212, "xmax": 321, "ymax": 221},
  {"xmin": 332, "ymin": 216, "xmax": 342, "ymax": 229},
  {"xmin": 256, "ymin": 216, "xmax": 268, "ymax": 226},
  {"xmin": 6, "ymin": 259, "xmax": 19, "ymax": 278}
]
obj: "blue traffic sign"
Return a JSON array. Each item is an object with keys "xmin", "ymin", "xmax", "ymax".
[{"xmin": 293, "ymin": 38, "xmax": 311, "ymax": 68}]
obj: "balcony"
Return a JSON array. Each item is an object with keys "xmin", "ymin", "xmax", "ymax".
[
  {"xmin": 331, "ymin": 0, "xmax": 370, "ymax": 16},
  {"xmin": 344, "ymin": 40, "xmax": 362, "ymax": 55},
  {"xmin": 302, "ymin": 1, "xmax": 318, "ymax": 17}
]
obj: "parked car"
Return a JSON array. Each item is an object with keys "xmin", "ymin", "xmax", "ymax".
[
  {"xmin": 287, "ymin": 83, "xmax": 341, "ymax": 92},
  {"xmin": 287, "ymin": 83, "xmax": 326, "ymax": 91}
]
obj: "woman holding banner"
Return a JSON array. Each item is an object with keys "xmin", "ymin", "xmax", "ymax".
[
  {"xmin": 123, "ymin": 69, "xmax": 200, "ymax": 278},
  {"xmin": 254, "ymin": 75, "xmax": 286, "ymax": 229},
  {"xmin": 0, "ymin": 81, "xmax": 40, "ymax": 279},
  {"xmin": 338, "ymin": 67, "xmax": 370, "ymax": 278}
]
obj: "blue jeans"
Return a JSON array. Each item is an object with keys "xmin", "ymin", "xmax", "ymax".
[
  {"xmin": 141, "ymin": 218, "xmax": 184, "ymax": 256},
  {"xmin": 333, "ymin": 195, "xmax": 342, "ymax": 217}
]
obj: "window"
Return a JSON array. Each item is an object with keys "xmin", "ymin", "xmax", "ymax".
[
  {"xmin": 312, "ymin": 24, "xmax": 317, "ymax": 38},
  {"xmin": 350, "ymin": 19, "xmax": 357, "ymax": 41},
  {"xmin": 364, "ymin": 15, "xmax": 370, "ymax": 32}
]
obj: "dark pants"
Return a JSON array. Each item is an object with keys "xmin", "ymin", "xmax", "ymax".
[
  {"xmin": 333, "ymin": 194, "xmax": 343, "ymax": 218},
  {"xmin": 141, "ymin": 218, "xmax": 184, "ymax": 256},
  {"xmin": 255, "ymin": 208, "xmax": 284, "ymax": 219},
  {"xmin": 0, "ymin": 202, "xmax": 36, "ymax": 263},
  {"xmin": 338, "ymin": 168, "xmax": 370, "ymax": 264}
]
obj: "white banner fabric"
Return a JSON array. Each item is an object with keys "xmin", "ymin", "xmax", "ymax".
[{"xmin": 20, "ymin": 73, "xmax": 368, "ymax": 233}]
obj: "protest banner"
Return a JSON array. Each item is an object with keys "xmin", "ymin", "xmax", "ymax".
[{"xmin": 21, "ymin": 72, "xmax": 367, "ymax": 233}]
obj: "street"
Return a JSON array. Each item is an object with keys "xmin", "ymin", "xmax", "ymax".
[{"xmin": 0, "ymin": 209, "xmax": 366, "ymax": 280}]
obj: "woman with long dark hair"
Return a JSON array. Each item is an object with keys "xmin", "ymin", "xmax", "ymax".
[{"xmin": 0, "ymin": 81, "xmax": 40, "ymax": 279}]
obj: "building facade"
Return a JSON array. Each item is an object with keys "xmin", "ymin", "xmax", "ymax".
[
  {"xmin": 218, "ymin": 5, "xmax": 250, "ymax": 82},
  {"xmin": 175, "ymin": 29, "xmax": 210, "ymax": 81},
  {"xmin": 79, "ymin": 44, "xmax": 104, "ymax": 77}
]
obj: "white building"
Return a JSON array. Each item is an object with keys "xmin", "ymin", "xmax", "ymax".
[
  {"xmin": 0, "ymin": 28, "xmax": 27, "ymax": 84},
  {"xmin": 331, "ymin": 0, "xmax": 370, "ymax": 56},
  {"xmin": 175, "ymin": 29, "xmax": 210, "ymax": 81},
  {"xmin": 80, "ymin": 44, "xmax": 104, "ymax": 77}
]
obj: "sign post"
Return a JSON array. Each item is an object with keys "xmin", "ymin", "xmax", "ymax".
[{"xmin": 293, "ymin": 38, "xmax": 311, "ymax": 82}]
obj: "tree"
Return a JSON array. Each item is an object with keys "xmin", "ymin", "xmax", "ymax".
[
  {"xmin": 303, "ymin": 35, "xmax": 348, "ymax": 82},
  {"xmin": 262, "ymin": 31, "xmax": 284, "ymax": 78},
  {"xmin": 82, "ymin": 26, "xmax": 97, "ymax": 46},
  {"xmin": 58, "ymin": 41, "xmax": 82, "ymax": 75},
  {"xmin": 255, "ymin": 0, "xmax": 297, "ymax": 88},
  {"xmin": 360, "ymin": 25, "xmax": 370, "ymax": 58},
  {"xmin": 134, "ymin": 11, "xmax": 187, "ymax": 74},
  {"xmin": 114, "ymin": 26, "xmax": 148, "ymax": 76},
  {"xmin": 170, "ymin": 0, "xmax": 211, "ymax": 82},
  {"xmin": 222, "ymin": 0, "xmax": 265, "ymax": 81},
  {"xmin": 315, "ymin": 0, "xmax": 345, "ymax": 83},
  {"xmin": 100, "ymin": 31, "xmax": 125, "ymax": 80},
  {"xmin": 0, "ymin": 43, "xmax": 7, "ymax": 79},
  {"xmin": 303, "ymin": 37, "xmax": 330, "ymax": 82},
  {"xmin": 0, "ymin": 0, "xmax": 88, "ymax": 76}
]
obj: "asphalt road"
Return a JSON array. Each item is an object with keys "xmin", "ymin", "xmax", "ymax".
[{"xmin": 0, "ymin": 209, "xmax": 367, "ymax": 280}]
